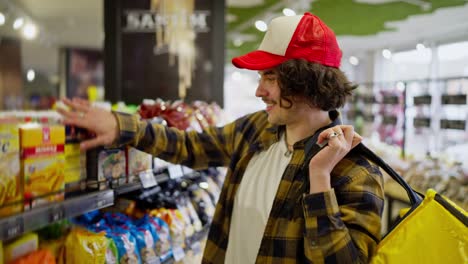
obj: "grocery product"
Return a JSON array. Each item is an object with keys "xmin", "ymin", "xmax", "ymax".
[
  {"xmin": 0, "ymin": 116, "xmax": 22, "ymax": 216},
  {"xmin": 4, "ymin": 233, "xmax": 39, "ymax": 263},
  {"xmin": 19, "ymin": 123, "xmax": 65, "ymax": 209}
]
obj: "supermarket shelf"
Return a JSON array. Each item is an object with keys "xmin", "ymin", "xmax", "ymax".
[
  {"xmin": 114, "ymin": 172, "xmax": 172, "ymax": 196},
  {"xmin": 162, "ymin": 225, "xmax": 210, "ymax": 264},
  {"xmin": 0, "ymin": 190, "xmax": 114, "ymax": 241}
]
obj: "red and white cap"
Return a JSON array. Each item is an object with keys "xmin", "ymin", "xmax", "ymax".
[{"xmin": 232, "ymin": 12, "xmax": 342, "ymax": 70}]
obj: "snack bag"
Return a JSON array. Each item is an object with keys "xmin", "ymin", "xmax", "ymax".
[
  {"xmin": 9, "ymin": 249, "xmax": 56, "ymax": 264},
  {"xmin": 147, "ymin": 216, "xmax": 173, "ymax": 262},
  {"xmin": 65, "ymin": 228, "xmax": 107, "ymax": 264},
  {"xmin": 108, "ymin": 228, "xmax": 142, "ymax": 264},
  {"xmin": 129, "ymin": 226, "xmax": 158, "ymax": 264}
]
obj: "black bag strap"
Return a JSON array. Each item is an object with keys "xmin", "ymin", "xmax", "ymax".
[
  {"xmin": 304, "ymin": 137, "xmax": 423, "ymax": 205},
  {"xmin": 353, "ymin": 143, "xmax": 423, "ymax": 205}
]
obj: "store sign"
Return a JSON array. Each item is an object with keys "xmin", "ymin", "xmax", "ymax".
[
  {"xmin": 123, "ymin": 10, "xmax": 211, "ymax": 33},
  {"xmin": 413, "ymin": 95, "xmax": 432, "ymax": 105},
  {"xmin": 440, "ymin": 119, "xmax": 466, "ymax": 130},
  {"xmin": 441, "ymin": 94, "xmax": 467, "ymax": 105},
  {"xmin": 413, "ymin": 117, "xmax": 431, "ymax": 128}
]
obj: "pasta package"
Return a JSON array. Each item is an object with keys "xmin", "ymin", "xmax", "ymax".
[
  {"xmin": 20, "ymin": 124, "xmax": 65, "ymax": 209},
  {"xmin": 0, "ymin": 117, "xmax": 22, "ymax": 216}
]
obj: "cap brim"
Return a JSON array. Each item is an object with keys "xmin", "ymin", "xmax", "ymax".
[{"xmin": 232, "ymin": 50, "xmax": 289, "ymax": 70}]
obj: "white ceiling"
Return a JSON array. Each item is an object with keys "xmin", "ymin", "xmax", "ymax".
[{"xmin": 1, "ymin": 0, "xmax": 468, "ymax": 77}]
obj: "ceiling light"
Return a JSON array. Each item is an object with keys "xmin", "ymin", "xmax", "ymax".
[
  {"xmin": 255, "ymin": 20, "xmax": 268, "ymax": 32},
  {"xmin": 396, "ymin": 81, "xmax": 405, "ymax": 91},
  {"xmin": 349, "ymin": 56, "xmax": 359, "ymax": 66},
  {"xmin": 382, "ymin": 49, "xmax": 392, "ymax": 59},
  {"xmin": 282, "ymin": 8, "xmax": 296, "ymax": 16},
  {"xmin": 22, "ymin": 23, "xmax": 38, "ymax": 40},
  {"xmin": 232, "ymin": 71, "xmax": 242, "ymax": 81},
  {"xmin": 13, "ymin": 17, "xmax": 24, "ymax": 30},
  {"xmin": 27, "ymin": 69, "xmax": 35, "ymax": 82},
  {"xmin": 0, "ymin": 12, "xmax": 5, "ymax": 26},
  {"xmin": 416, "ymin": 43, "xmax": 426, "ymax": 51}
]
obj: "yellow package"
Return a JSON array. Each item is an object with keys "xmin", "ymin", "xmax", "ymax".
[
  {"xmin": 1, "ymin": 240, "xmax": 3, "ymax": 264},
  {"xmin": 64, "ymin": 143, "xmax": 86, "ymax": 184},
  {"xmin": 0, "ymin": 117, "xmax": 22, "ymax": 216},
  {"xmin": 4, "ymin": 233, "xmax": 39, "ymax": 263},
  {"xmin": 20, "ymin": 124, "xmax": 65, "ymax": 209},
  {"xmin": 65, "ymin": 228, "xmax": 107, "ymax": 264}
]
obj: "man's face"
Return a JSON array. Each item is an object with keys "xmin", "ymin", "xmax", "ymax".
[{"xmin": 256, "ymin": 69, "xmax": 299, "ymax": 125}]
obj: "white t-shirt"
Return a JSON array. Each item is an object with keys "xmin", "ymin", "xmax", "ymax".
[{"xmin": 225, "ymin": 134, "xmax": 292, "ymax": 264}]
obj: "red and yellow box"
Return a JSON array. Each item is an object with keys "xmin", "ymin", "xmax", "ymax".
[
  {"xmin": 0, "ymin": 117, "xmax": 22, "ymax": 216},
  {"xmin": 20, "ymin": 124, "xmax": 65, "ymax": 209}
]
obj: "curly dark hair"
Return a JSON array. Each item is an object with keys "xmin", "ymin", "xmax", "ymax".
[{"xmin": 275, "ymin": 59, "xmax": 357, "ymax": 111}]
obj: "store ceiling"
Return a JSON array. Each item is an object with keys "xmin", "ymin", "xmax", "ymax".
[{"xmin": 0, "ymin": 0, "xmax": 468, "ymax": 76}]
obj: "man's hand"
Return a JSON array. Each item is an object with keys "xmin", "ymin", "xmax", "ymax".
[
  {"xmin": 308, "ymin": 125, "xmax": 362, "ymax": 194},
  {"xmin": 57, "ymin": 98, "xmax": 119, "ymax": 151}
]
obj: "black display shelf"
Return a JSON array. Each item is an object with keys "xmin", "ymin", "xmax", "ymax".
[{"xmin": 0, "ymin": 189, "xmax": 114, "ymax": 241}]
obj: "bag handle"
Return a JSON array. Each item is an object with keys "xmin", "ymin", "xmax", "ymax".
[{"xmin": 354, "ymin": 143, "xmax": 423, "ymax": 205}]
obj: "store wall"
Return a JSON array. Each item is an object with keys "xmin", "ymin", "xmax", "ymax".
[
  {"xmin": 0, "ymin": 38, "xmax": 23, "ymax": 110},
  {"xmin": 104, "ymin": 0, "xmax": 225, "ymax": 106}
]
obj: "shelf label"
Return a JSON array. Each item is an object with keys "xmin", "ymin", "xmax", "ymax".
[
  {"xmin": 168, "ymin": 165, "xmax": 184, "ymax": 179},
  {"xmin": 413, "ymin": 95, "xmax": 432, "ymax": 105},
  {"xmin": 441, "ymin": 94, "xmax": 466, "ymax": 105},
  {"xmin": 440, "ymin": 119, "xmax": 466, "ymax": 130},
  {"xmin": 413, "ymin": 117, "xmax": 431, "ymax": 128},
  {"xmin": 49, "ymin": 205, "xmax": 65, "ymax": 222},
  {"xmin": 3, "ymin": 217, "xmax": 24, "ymax": 240},
  {"xmin": 382, "ymin": 95, "xmax": 400, "ymax": 105},
  {"xmin": 139, "ymin": 170, "xmax": 157, "ymax": 188},
  {"xmin": 191, "ymin": 241, "xmax": 202, "ymax": 255},
  {"xmin": 172, "ymin": 246, "xmax": 185, "ymax": 261}
]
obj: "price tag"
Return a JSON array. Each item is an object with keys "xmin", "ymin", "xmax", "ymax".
[
  {"xmin": 49, "ymin": 205, "xmax": 65, "ymax": 222},
  {"xmin": 191, "ymin": 241, "xmax": 202, "ymax": 255},
  {"xmin": 168, "ymin": 165, "xmax": 184, "ymax": 179},
  {"xmin": 3, "ymin": 217, "xmax": 24, "ymax": 240},
  {"xmin": 139, "ymin": 170, "xmax": 157, "ymax": 188},
  {"xmin": 172, "ymin": 246, "xmax": 185, "ymax": 262}
]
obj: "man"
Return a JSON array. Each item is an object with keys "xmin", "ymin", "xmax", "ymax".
[{"xmin": 59, "ymin": 12, "xmax": 384, "ymax": 263}]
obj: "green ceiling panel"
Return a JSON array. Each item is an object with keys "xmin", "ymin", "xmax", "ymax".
[{"xmin": 226, "ymin": 0, "xmax": 467, "ymax": 61}]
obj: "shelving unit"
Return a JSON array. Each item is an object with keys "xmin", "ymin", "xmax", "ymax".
[
  {"xmin": 0, "ymin": 165, "xmax": 205, "ymax": 242},
  {"xmin": 0, "ymin": 189, "xmax": 114, "ymax": 241}
]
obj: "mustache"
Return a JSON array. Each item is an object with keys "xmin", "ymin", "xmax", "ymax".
[{"xmin": 262, "ymin": 98, "xmax": 277, "ymax": 104}]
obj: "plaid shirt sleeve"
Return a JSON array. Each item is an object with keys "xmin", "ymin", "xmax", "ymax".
[
  {"xmin": 111, "ymin": 111, "xmax": 238, "ymax": 169},
  {"xmin": 302, "ymin": 159, "xmax": 384, "ymax": 263}
]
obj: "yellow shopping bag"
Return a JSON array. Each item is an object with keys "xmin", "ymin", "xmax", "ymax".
[{"xmin": 355, "ymin": 144, "xmax": 468, "ymax": 264}]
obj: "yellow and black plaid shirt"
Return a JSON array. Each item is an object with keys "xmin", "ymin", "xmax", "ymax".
[{"xmin": 114, "ymin": 110, "xmax": 384, "ymax": 264}]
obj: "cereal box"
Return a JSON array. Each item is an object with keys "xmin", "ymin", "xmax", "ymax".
[
  {"xmin": 20, "ymin": 123, "xmax": 65, "ymax": 209},
  {"xmin": 0, "ymin": 117, "xmax": 22, "ymax": 216}
]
